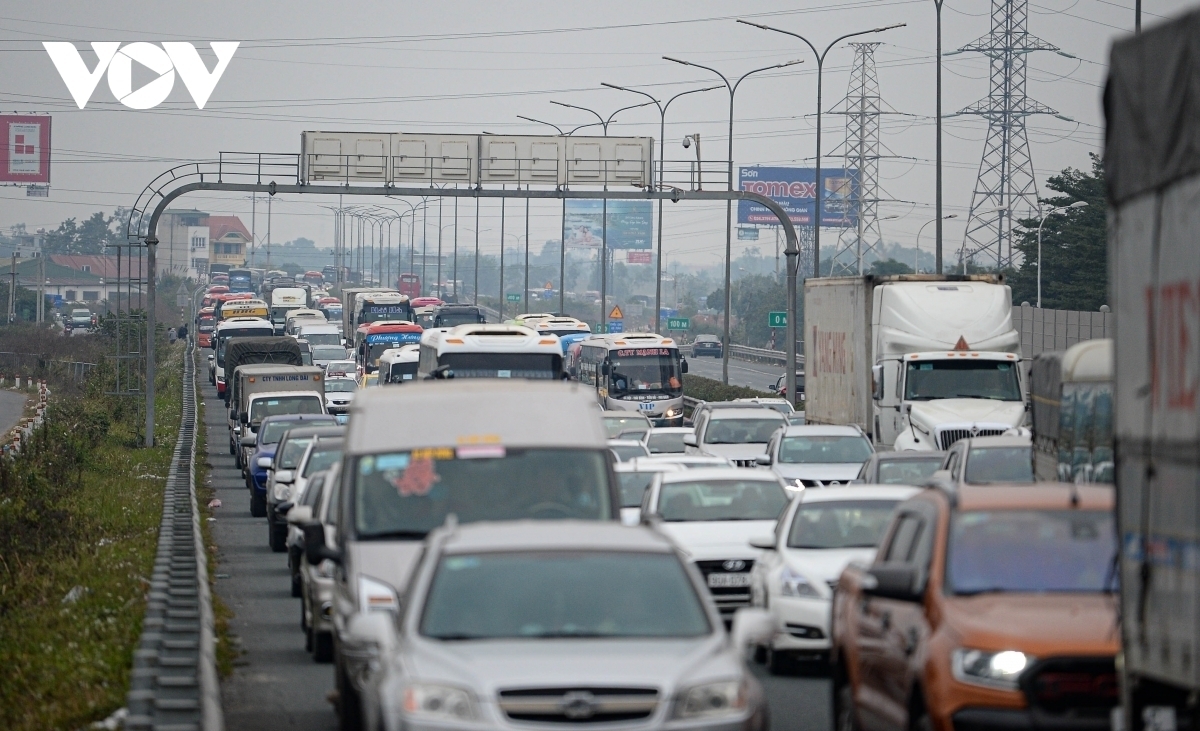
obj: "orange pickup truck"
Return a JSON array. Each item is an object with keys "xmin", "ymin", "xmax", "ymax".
[{"xmin": 830, "ymin": 483, "xmax": 1118, "ymax": 731}]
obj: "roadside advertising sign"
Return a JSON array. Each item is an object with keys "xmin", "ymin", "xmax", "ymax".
[{"xmin": 738, "ymin": 166, "xmax": 855, "ymax": 227}]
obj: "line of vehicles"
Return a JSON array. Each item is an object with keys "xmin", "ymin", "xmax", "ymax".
[{"xmin": 193, "ymin": 263, "xmax": 1128, "ymax": 731}]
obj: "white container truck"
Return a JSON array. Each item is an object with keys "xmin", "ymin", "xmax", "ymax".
[
  {"xmin": 803, "ymin": 274, "xmax": 1025, "ymax": 450},
  {"xmin": 1108, "ymin": 13, "xmax": 1200, "ymax": 728},
  {"xmin": 270, "ymin": 287, "xmax": 310, "ymax": 335}
]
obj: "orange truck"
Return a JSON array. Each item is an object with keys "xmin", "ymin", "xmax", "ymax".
[{"xmin": 830, "ymin": 483, "xmax": 1118, "ymax": 731}]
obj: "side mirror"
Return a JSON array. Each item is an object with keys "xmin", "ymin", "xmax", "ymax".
[
  {"xmin": 346, "ymin": 612, "xmax": 397, "ymax": 656},
  {"xmin": 862, "ymin": 564, "xmax": 923, "ymax": 602},
  {"xmin": 274, "ymin": 469, "xmax": 295, "ymax": 485},
  {"xmin": 749, "ymin": 535, "xmax": 776, "ymax": 551},
  {"xmin": 208, "ymin": 354, "xmax": 215, "ymax": 361},
  {"xmin": 600, "ymin": 362, "xmax": 610, "ymax": 376},
  {"xmin": 730, "ymin": 607, "xmax": 774, "ymax": 649},
  {"xmin": 240, "ymin": 435, "xmax": 257, "ymax": 447},
  {"xmin": 871, "ymin": 364, "xmax": 884, "ymax": 402},
  {"xmin": 303, "ymin": 521, "xmax": 341, "ymax": 565},
  {"xmin": 256, "ymin": 456, "xmax": 274, "ymax": 470},
  {"xmin": 240, "ymin": 412, "xmax": 248, "ymax": 425},
  {"xmin": 768, "ymin": 383, "xmax": 778, "ymax": 392},
  {"xmin": 680, "ymin": 358, "xmax": 689, "ymax": 374},
  {"xmin": 274, "ymin": 501, "xmax": 294, "ymax": 516},
  {"xmin": 755, "ymin": 453, "xmax": 772, "ymax": 466},
  {"xmin": 682, "ymin": 433, "xmax": 698, "ymax": 447}
]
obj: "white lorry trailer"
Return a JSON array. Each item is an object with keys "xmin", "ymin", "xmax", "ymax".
[
  {"xmin": 1107, "ymin": 13, "xmax": 1200, "ymax": 728},
  {"xmin": 803, "ymin": 274, "xmax": 1025, "ymax": 450},
  {"xmin": 270, "ymin": 287, "xmax": 310, "ymax": 335}
]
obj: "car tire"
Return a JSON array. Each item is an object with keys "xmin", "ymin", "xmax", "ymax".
[
  {"xmin": 291, "ymin": 570, "xmax": 303, "ymax": 598},
  {"xmin": 753, "ymin": 644, "xmax": 768, "ymax": 665},
  {"xmin": 767, "ymin": 647, "xmax": 793, "ymax": 676},
  {"xmin": 250, "ymin": 492, "xmax": 266, "ymax": 518},
  {"xmin": 269, "ymin": 517, "xmax": 287, "ymax": 552},
  {"xmin": 337, "ymin": 660, "xmax": 365, "ymax": 731},
  {"xmin": 833, "ymin": 670, "xmax": 860, "ymax": 731},
  {"xmin": 302, "ymin": 599, "xmax": 310, "ymax": 634},
  {"xmin": 313, "ymin": 631, "xmax": 334, "ymax": 663},
  {"xmin": 228, "ymin": 439, "xmax": 235, "ymax": 456}
]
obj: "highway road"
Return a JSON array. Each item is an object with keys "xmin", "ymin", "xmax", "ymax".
[
  {"xmin": 201, "ymin": 375, "xmax": 829, "ymax": 731},
  {"xmin": 686, "ymin": 352, "xmax": 787, "ymax": 392},
  {"xmin": 0, "ymin": 389, "xmax": 28, "ymax": 436}
]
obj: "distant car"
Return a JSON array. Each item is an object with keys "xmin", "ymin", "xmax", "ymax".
[
  {"xmin": 66, "ymin": 308, "xmax": 95, "ymax": 332},
  {"xmin": 929, "ymin": 434, "xmax": 1035, "ymax": 489},
  {"xmin": 692, "ymin": 335, "xmax": 723, "ymax": 357},
  {"xmin": 608, "ymin": 438, "xmax": 650, "ymax": 462},
  {"xmin": 734, "ymin": 397, "xmax": 795, "ymax": 415},
  {"xmin": 265, "ymin": 427, "xmax": 343, "ymax": 552},
  {"xmin": 856, "ymin": 450, "xmax": 948, "ymax": 485},
  {"xmin": 613, "ymin": 461, "xmax": 685, "ymax": 525},
  {"xmin": 759, "ymin": 425, "xmax": 875, "ymax": 489},
  {"xmin": 629, "ymin": 454, "xmax": 736, "ymax": 470},
  {"xmin": 323, "ymin": 359, "xmax": 357, "ymax": 379},
  {"xmin": 769, "ymin": 370, "xmax": 805, "ymax": 401},
  {"xmin": 748, "ymin": 485, "xmax": 920, "ymax": 674},
  {"xmin": 243, "ymin": 414, "xmax": 338, "ymax": 517},
  {"xmin": 642, "ymin": 426, "xmax": 694, "ymax": 455},
  {"xmin": 685, "ymin": 406, "xmax": 786, "ymax": 467},
  {"xmin": 310, "ymin": 344, "xmax": 350, "ymax": 369},
  {"xmin": 323, "ymin": 377, "xmax": 357, "ymax": 414},
  {"xmin": 600, "ymin": 410, "xmax": 652, "ymax": 439}
]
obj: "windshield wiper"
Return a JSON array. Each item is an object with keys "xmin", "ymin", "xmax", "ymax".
[{"xmin": 361, "ymin": 529, "xmax": 430, "ymax": 541}]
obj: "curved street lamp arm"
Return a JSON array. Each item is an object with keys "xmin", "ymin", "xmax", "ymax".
[
  {"xmin": 517, "ymin": 115, "xmax": 564, "ymax": 135},
  {"xmin": 663, "ymin": 56, "xmax": 731, "ymax": 91},
  {"xmin": 550, "ymin": 100, "xmax": 604, "ymax": 126}
]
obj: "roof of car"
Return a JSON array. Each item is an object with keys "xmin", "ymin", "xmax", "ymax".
[
  {"xmin": 959, "ymin": 435, "xmax": 1033, "ymax": 449},
  {"xmin": 707, "ymin": 408, "xmax": 786, "ymax": 420},
  {"xmin": 630, "ymin": 455, "xmax": 733, "ymax": 467},
  {"xmin": 279, "ymin": 425, "xmax": 345, "ymax": 441},
  {"xmin": 781, "ymin": 424, "xmax": 866, "ymax": 437},
  {"xmin": 872, "ymin": 450, "xmax": 947, "ymax": 462},
  {"xmin": 438, "ymin": 520, "xmax": 676, "ymax": 554},
  {"xmin": 659, "ymin": 467, "xmax": 783, "ymax": 483},
  {"xmin": 950, "ymin": 483, "xmax": 1114, "ymax": 512},
  {"xmin": 645, "ymin": 427, "xmax": 694, "ymax": 434},
  {"xmin": 607, "ymin": 439, "xmax": 646, "ymax": 447},
  {"xmin": 613, "ymin": 461, "xmax": 685, "ymax": 474},
  {"xmin": 260, "ymin": 414, "xmax": 339, "ymax": 426},
  {"xmin": 798, "ymin": 484, "xmax": 922, "ymax": 503}
]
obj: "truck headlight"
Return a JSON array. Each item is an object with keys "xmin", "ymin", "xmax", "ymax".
[
  {"xmin": 952, "ymin": 648, "xmax": 1032, "ymax": 690},
  {"xmin": 672, "ymin": 680, "xmax": 746, "ymax": 720},
  {"xmin": 402, "ymin": 684, "xmax": 477, "ymax": 722},
  {"xmin": 358, "ymin": 575, "xmax": 400, "ymax": 613},
  {"xmin": 780, "ymin": 567, "xmax": 820, "ymax": 598}
]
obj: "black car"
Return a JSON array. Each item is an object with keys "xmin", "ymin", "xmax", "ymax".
[{"xmin": 691, "ymin": 335, "xmax": 723, "ymax": 357}]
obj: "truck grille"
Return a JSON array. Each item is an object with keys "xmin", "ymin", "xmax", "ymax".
[
  {"xmin": 938, "ymin": 428, "xmax": 1006, "ymax": 450},
  {"xmin": 498, "ymin": 687, "xmax": 658, "ymax": 723},
  {"xmin": 1022, "ymin": 657, "xmax": 1117, "ymax": 720}
]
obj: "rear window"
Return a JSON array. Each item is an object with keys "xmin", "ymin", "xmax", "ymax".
[
  {"xmin": 787, "ymin": 499, "xmax": 900, "ymax": 549},
  {"xmin": 303, "ymin": 447, "xmax": 342, "ymax": 477},
  {"xmin": 965, "ymin": 447, "xmax": 1034, "ymax": 484},
  {"xmin": 646, "ymin": 432, "xmax": 688, "ymax": 454},
  {"xmin": 616, "ymin": 472, "xmax": 655, "ymax": 507},
  {"xmin": 250, "ymin": 395, "xmax": 324, "ymax": 423},
  {"xmin": 876, "ymin": 457, "xmax": 945, "ymax": 484},
  {"xmin": 658, "ymin": 479, "xmax": 788, "ymax": 522},
  {"xmin": 278, "ymin": 437, "xmax": 315, "ymax": 470}
]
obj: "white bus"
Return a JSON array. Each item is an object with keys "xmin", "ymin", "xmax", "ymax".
[
  {"xmin": 212, "ymin": 317, "xmax": 275, "ymax": 395},
  {"xmin": 378, "ymin": 344, "xmax": 420, "ymax": 384},
  {"xmin": 576, "ymin": 332, "xmax": 688, "ymax": 427},
  {"xmin": 417, "ymin": 324, "xmax": 564, "ymax": 380}
]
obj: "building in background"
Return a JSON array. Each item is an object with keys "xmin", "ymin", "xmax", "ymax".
[
  {"xmin": 206, "ymin": 216, "xmax": 250, "ymax": 271},
  {"xmin": 157, "ymin": 210, "xmax": 248, "ymax": 280}
]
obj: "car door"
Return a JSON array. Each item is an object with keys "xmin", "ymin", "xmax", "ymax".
[{"xmin": 853, "ymin": 513, "xmax": 923, "ymax": 731}]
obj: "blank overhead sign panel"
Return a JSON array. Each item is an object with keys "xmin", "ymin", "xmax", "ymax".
[{"xmin": 299, "ymin": 132, "xmax": 651, "ymax": 186}]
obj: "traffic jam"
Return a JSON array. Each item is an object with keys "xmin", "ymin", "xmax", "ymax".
[{"xmin": 197, "ymin": 264, "xmax": 1117, "ymax": 731}]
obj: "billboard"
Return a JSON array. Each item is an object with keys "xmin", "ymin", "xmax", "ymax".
[
  {"xmin": 738, "ymin": 166, "xmax": 855, "ymax": 227},
  {"xmin": 562, "ymin": 199, "xmax": 653, "ymax": 250},
  {"xmin": 0, "ymin": 116, "xmax": 51, "ymax": 185}
]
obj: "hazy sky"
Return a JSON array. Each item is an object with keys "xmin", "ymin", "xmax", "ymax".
[{"xmin": 0, "ymin": 0, "xmax": 1189, "ymax": 269}]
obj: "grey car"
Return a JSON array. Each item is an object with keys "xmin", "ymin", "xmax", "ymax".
[{"xmin": 343, "ymin": 521, "xmax": 773, "ymax": 731}]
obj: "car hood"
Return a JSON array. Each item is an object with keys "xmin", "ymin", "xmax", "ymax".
[
  {"xmin": 402, "ymin": 635, "xmax": 737, "ymax": 696},
  {"xmin": 700, "ymin": 443, "xmax": 770, "ymax": 461},
  {"xmin": 941, "ymin": 592, "xmax": 1119, "ymax": 656},
  {"xmin": 780, "ymin": 547, "xmax": 876, "ymax": 585},
  {"xmin": 771, "ymin": 464, "xmax": 862, "ymax": 482},
  {"xmin": 909, "ymin": 399, "xmax": 1025, "ymax": 430},
  {"xmin": 656, "ymin": 520, "xmax": 777, "ymax": 561}
]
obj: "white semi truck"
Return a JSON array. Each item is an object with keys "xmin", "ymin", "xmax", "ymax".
[
  {"xmin": 803, "ymin": 274, "xmax": 1025, "ymax": 450},
  {"xmin": 270, "ymin": 287, "xmax": 310, "ymax": 335},
  {"xmin": 1108, "ymin": 13, "xmax": 1200, "ymax": 728}
]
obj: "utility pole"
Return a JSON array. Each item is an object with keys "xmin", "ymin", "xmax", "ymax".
[
  {"xmin": 37, "ymin": 255, "xmax": 44, "ymax": 323},
  {"xmin": 265, "ymin": 193, "xmax": 272, "ymax": 270},
  {"xmin": 935, "ymin": 0, "xmax": 945, "ymax": 273},
  {"xmin": 8, "ymin": 253, "xmax": 16, "ymax": 324}
]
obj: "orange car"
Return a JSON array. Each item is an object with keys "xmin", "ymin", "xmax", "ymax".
[{"xmin": 830, "ymin": 483, "xmax": 1118, "ymax": 731}]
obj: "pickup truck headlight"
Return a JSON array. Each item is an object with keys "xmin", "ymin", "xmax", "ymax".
[
  {"xmin": 402, "ymin": 684, "xmax": 477, "ymax": 722},
  {"xmin": 952, "ymin": 649, "xmax": 1032, "ymax": 690},
  {"xmin": 672, "ymin": 679, "xmax": 746, "ymax": 720},
  {"xmin": 780, "ymin": 567, "xmax": 821, "ymax": 598},
  {"xmin": 358, "ymin": 575, "xmax": 400, "ymax": 613}
]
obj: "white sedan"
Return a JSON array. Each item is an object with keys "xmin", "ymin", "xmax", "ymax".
[{"xmin": 747, "ymin": 484, "xmax": 919, "ymax": 674}]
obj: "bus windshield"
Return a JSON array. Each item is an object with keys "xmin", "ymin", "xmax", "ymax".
[
  {"xmin": 386, "ymin": 361, "xmax": 419, "ymax": 383},
  {"xmin": 434, "ymin": 310, "xmax": 484, "ymax": 327},
  {"xmin": 609, "ymin": 348, "xmax": 682, "ymax": 397},
  {"xmin": 359, "ymin": 302, "xmax": 413, "ymax": 325},
  {"xmin": 440, "ymin": 352, "xmax": 562, "ymax": 379}
]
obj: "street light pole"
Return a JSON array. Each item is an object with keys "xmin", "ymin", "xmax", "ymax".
[
  {"xmin": 663, "ymin": 55, "xmax": 803, "ymax": 384},
  {"xmin": 600, "ymin": 82, "xmax": 721, "ymax": 333},
  {"xmin": 915, "ymin": 214, "xmax": 956, "ymax": 272},
  {"xmin": 735, "ymin": 20, "xmax": 905, "ymax": 281},
  {"xmin": 1036, "ymin": 201, "xmax": 1087, "ymax": 307},
  {"xmin": 934, "ymin": 0, "xmax": 945, "ymax": 273}
]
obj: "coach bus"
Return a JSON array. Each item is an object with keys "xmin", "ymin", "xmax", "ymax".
[
  {"xmin": 417, "ymin": 324, "xmax": 563, "ymax": 380},
  {"xmin": 576, "ymin": 332, "xmax": 687, "ymax": 426}
]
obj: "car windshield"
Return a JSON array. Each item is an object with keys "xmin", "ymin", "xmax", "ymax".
[
  {"xmin": 249, "ymin": 396, "xmax": 324, "ymax": 424},
  {"xmin": 602, "ymin": 416, "xmax": 649, "ymax": 438},
  {"xmin": 441, "ymin": 352, "xmax": 561, "ymax": 380},
  {"xmin": 325, "ymin": 361, "xmax": 356, "ymax": 377},
  {"xmin": 616, "ymin": 472, "xmax": 655, "ymax": 507},
  {"xmin": 260, "ymin": 419, "xmax": 314, "ymax": 444},
  {"xmin": 354, "ymin": 448, "xmax": 611, "ymax": 538},
  {"xmin": 324, "ymin": 379, "xmax": 357, "ymax": 393},
  {"xmin": 876, "ymin": 457, "xmax": 945, "ymax": 484},
  {"xmin": 703, "ymin": 418, "xmax": 785, "ymax": 445},
  {"xmin": 658, "ymin": 479, "xmax": 789, "ymax": 522},
  {"xmin": 788, "ymin": 500, "xmax": 900, "ymax": 549},
  {"xmin": 965, "ymin": 447, "xmax": 1034, "ymax": 484},
  {"xmin": 646, "ymin": 432, "xmax": 688, "ymax": 454},
  {"xmin": 608, "ymin": 351, "xmax": 682, "ymax": 397},
  {"xmin": 947, "ymin": 510, "xmax": 1116, "ymax": 594},
  {"xmin": 905, "ymin": 359, "xmax": 1022, "ymax": 401},
  {"xmin": 779, "ymin": 435, "xmax": 873, "ymax": 464},
  {"xmin": 609, "ymin": 444, "xmax": 648, "ymax": 462},
  {"xmin": 303, "ymin": 447, "xmax": 342, "ymax": 477},
  {"xmin": 278, "ymin": 437, "xmax": 315, "ymax": 470},
  {"xmin": 311, "ymin": 344, "xmax": 347, "ymax": 360},
  {"xmin": 435, "ymin": 311, "xmax": 483, "ymax": 327},
  {"xmin": 420, "ymin": 551, "xmax": 710, "ymax": 640}
]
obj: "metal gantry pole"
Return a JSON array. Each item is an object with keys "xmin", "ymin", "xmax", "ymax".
[
  {"xmin": 474, "ymin": 196, "xmax": 480, "ymax": 306},
  {"xmin": 524, "ymin": 191, "xmax": 530, "ymax": 313},
  {"xmin": 452, "ymin": 196, "xmax": 459, "ymax": 302},
  {"xmin": 436, "ymin": 196, "xmax": 444, "ymax": 297},
  {"xmin": 935, "ymin": 0, "xmax": 945, "ymax": 273},
  {"xmin": 499, "ymin": 189, "xmax": 506, "ymax": 319}
]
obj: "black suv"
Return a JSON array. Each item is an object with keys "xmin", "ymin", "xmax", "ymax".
[{"xmin": 692, "ymin": 335, "xmax": 723, "ymax": 357}]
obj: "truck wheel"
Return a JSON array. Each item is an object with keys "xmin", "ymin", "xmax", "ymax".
[{"xmin": 250, "ymin": 493, "xmax": 266, "ymax": 518}]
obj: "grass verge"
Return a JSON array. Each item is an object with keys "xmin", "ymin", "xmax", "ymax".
[{"xmin": 0, "ymin": 341, "xmax": 184, "ymax": 731}]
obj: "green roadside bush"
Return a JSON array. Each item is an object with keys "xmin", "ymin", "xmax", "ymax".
[{"xmin": 683, "ymin": 374, "xmax": 773, "ymax": 402}]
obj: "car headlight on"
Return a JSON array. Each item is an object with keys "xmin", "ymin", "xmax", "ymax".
[
  {"xmin": 402, "ymin": 684, "xmax": 477, "ymax": 722},
  {"xmin": 780, "ymin": 567, "xmax": 821, "ymax": 598},
  {"xmin": 952, "ymin": 648, "xmax": 1033, "ymax": 690},
  {"xmin": 672, "ymin": 679, "xmax": 746, "ymax": 720},
  {"xmin": 358, "ymin": 575, "xmax": 400, "ymax": 613},
  {"xmin": 665, "ymin": 407, "xmax": 682, "ymax": 418}
]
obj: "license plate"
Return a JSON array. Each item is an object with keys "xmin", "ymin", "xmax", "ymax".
[
  {"xmin": 638, "ymin": 402, "xmax": 656, "ymax": 412},
  {"xmin": 708, "ymin": 573, "xmax": 751, "ymax": 588}
]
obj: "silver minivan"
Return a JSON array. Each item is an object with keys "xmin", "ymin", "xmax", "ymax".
[{"xmin": 302, "ymin": 380, "xmax": 620, "ymax": 729}]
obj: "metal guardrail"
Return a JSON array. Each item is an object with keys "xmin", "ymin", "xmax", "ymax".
[
  {"xmin": 683, "ymin": 343, "xmax": 803, "ymax": 368},
  {"xmin": 126, "ymin": 339, "xmax": 222, "ymax": 731}
]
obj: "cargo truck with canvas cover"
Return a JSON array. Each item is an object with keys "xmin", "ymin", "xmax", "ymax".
[
  {"xmin": 229, "ymin": 364, "xmax": 324, "ymax": 458},
  {"xmin": 803, "ymin": 275, "xmax": 1024, "ymax": 451},
  {"xmin": 1029, "ymin": 338, "xmax": 1113, "ymax": 484},
  {"xmin": 1106, "ymin": 14, "xmax": 1200, "ymax": 727},
  {"xmin": 222, "ymin": 337, "xmax": 304, "ymax": 405}
]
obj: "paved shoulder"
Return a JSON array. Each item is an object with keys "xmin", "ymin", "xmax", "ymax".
[{"xmin": 0, "ymin": 389, "xmax": 29, "ymax": 435}]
